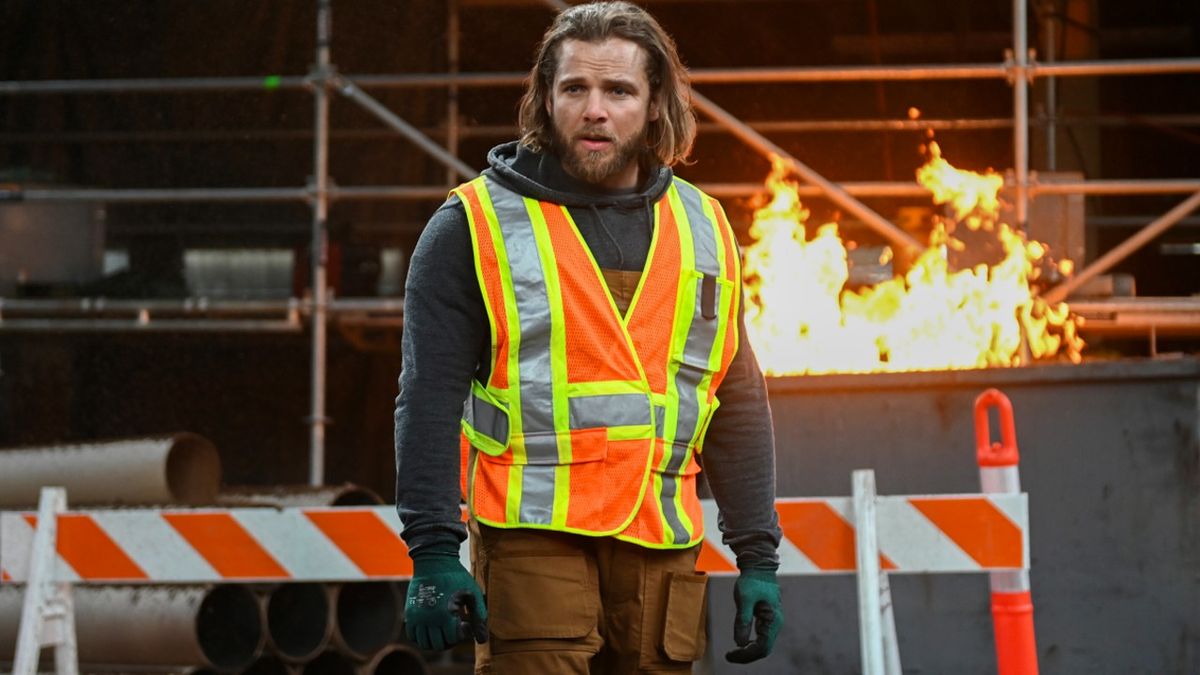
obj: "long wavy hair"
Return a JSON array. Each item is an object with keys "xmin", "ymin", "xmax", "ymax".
[{"xmin": 517, "ymin": 1, "xmax": 697, "ymax": 167}]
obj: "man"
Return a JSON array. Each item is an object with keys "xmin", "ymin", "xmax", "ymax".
[{"xmin": 395, "ymin": 2, "xmax": 783, "ymax": 672}]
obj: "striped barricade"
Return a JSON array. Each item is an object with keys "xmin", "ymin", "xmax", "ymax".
[{"xmin": 0, "ymin": 493, "xmax": 1026, "ymax": 584}]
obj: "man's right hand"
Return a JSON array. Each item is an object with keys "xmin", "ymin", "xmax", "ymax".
[{"xmin": 404, "ymin": 556, "xmax": 489, "ymax": 650}]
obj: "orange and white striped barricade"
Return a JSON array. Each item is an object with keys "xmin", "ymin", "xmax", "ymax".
[
  {"xmin": 3, "ymin": 497, "xmax": 1028, "ymax": 586},
  {"xmin": 2, "ymin": 487, "xmax": 1028, "ymax": 674},
  {"xmin": 975, "ymin": 388, "xmax": 1039, "ymax": 675},
  {"xmin": 697, "ymin": 480, "xmax": 1029, "ymax": 675},
  {"xmin": 2, "ymin": 503, "xmax": 426, "ymax": 584}
]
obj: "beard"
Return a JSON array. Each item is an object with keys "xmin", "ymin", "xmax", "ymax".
[{"xmin": 552, "ymin": 123, "xmax": 648, "ymax": 186}]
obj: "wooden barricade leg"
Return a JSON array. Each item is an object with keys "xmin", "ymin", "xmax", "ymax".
[
  {"xmin": 853, "ymin": 469, "xmax": 902, "ymax": 675},
  {"xmin": 12, "ymin": 487, "xmax": 79, "ymax": 675}
]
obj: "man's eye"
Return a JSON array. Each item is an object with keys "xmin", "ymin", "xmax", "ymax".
[{"xmin": 612, "ymin": 87, "xmax": 628, "ymax": 96}]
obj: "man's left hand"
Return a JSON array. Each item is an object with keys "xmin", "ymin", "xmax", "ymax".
[{"xmin": 724, "ymin": 568, "xmax": 783, "ymax": 664}]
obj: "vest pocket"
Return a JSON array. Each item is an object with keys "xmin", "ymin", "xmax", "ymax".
[
  {"xmin": 461, "ymin": 380, "xmax": 510, "ymax": 457},
  {"xmin": 674, "ymin": 270, "xmax": 735, "ymax": 372},
  {"xmin": 478, "ymin": 428, "xmax": 608, "ymax": 466}
]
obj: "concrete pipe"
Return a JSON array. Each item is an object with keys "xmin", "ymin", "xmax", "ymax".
[
  {"xmin": 300, "ymin": 650, "xmax": 356, "ymax": 675},
  {"xmin": 0, "ymin": 433, "xmax": 220, "ymax": 507},
  {"xmin": 360, "ymin": 645, "xmax": 430, "ymax": 675},
  {"xmin": 242, "ymin": 653, "xmax": 298, "ymax": 675},
  {"xmin": 265, "ymin": 583, "xmax": 333, "ymax": 663},
  {"xmin": 217, "ymin": 483, "xmax": 384, "ymax": 508},
  {"xmin": 330, "ymin": 582, "xmax": 403, "ymax": 661},
  {"xmin": 0, "ymin": 584, "xmax": 262, "ymax": 671}
]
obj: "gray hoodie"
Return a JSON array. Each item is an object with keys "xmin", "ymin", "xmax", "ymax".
[{"xmin": 395, "ymin": 141, "xmax": 781, "ymax": 570}]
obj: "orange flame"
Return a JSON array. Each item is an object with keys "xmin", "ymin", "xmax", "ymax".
[{"xmin": 743, "ymin": 145, "xmax": 1084, "ymax": 375}]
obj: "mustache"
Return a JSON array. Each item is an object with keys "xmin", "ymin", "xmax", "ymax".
[{"xmin": 574, "ymin": 129, "xmax": 615, "ymax": 142}]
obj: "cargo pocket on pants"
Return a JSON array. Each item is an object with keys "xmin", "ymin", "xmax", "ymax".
[
  {"xmin": 487, "ymin": 554, "xmax": 596, "ymax": 641},
  {"xmin": 659, "ymin": 571, "xmax": 708, "ymax": 662}
]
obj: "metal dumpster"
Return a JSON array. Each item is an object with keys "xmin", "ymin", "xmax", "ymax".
[{"xmin": 705, "ymin": 356, "xmax": 1200, "ymax": 674}]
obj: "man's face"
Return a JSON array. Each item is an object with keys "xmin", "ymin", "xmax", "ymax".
[{"xmin": 547, "ymin": 37, "xmax": 659, "ymax": 191}]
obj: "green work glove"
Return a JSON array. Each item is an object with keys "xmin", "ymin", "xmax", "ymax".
[
  {"xmin": 725, "ymin": 568, "xmax": 783, "ymax": 664},
  {"xmin": 404, "ymin": 555, "xmax": 488, "ymax": 651}
]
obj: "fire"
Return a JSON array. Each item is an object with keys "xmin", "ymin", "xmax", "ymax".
[{"xmin": 742, "ymin": 144, "xmax": 1084, "ymax": 375}]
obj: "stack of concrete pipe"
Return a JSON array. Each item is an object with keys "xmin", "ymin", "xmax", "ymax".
[
  {"xmin": 0, "ymin": 435, "xmax": 457, "ymax": 674},
  {"xmin": 0, "ymin": 581, "xmax": 435, "ymax": 673}
]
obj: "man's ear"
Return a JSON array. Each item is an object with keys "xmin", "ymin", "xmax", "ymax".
[{"xmin": 649, "ymin": 98, "xmax": 661, "ymax": 122}]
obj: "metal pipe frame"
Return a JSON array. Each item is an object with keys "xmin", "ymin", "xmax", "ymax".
[
  {"xmin": 308, "ymin": 0, "xmax": 332, "ymax": 486},
  {"xmin": 13, "ymin": 177, "xmax": 1199, "ymax": 205},
  {"xmin": 1043, "ymin": 191, "xmax": 1200, "ymax": 305},
  {"xmin": 0, "ymin": 297, "xmax": 403, "ymax": 314},
  {"xmin": 2, "ymin": 0, "xmax": 1197, "ymax": 482},
  {"xmin": 1011, "ymin": 0, "xmax": 1030, "ymax": 228},
  {"xmin": 691, "ymin": 90, "xmax": 923, "ymax": 253},
  {"xmin": 330, "ymin": 74, "xmax": 478, "ymax": 180},
  {"xmin": 5, "ymin": 58, "xmax": 1199, "ymax": 95},
  {"xmin": 8, "ymin": 113, "xmax": 1200, "ymax": 146}
]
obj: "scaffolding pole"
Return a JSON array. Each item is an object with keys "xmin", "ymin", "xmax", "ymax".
[
  {"xmin": 1043, "ymin": 191, "xmax": 1200, "ymax": 305},
  {"xmin": 307, "ymin": 0, "xmax": 332, "ymax": 487},
  {"xmin": 690, "ymin": 91, "xmax": 923, "ymax": 253},
  {"xmin": 1011, "ymin": 0, "xmax": 1030, "ymax": 230},
  {"xmin": 4, "ymin": 58, "xmax": 1199, "ymax": 96},
  {"xmin": 447, "ymin": 0, "xmax": 462, "ymax": 186},
  {"xmin": 10, "ymin": 178, "xmax": 1199, "ymax": 205},
  {"xmin": 332, "ymin": 75, "xmax": 477, "ymax": 180},
  {"xmin": 10, "ymin": 114, "xmax": 1200, "ymax": 147}
]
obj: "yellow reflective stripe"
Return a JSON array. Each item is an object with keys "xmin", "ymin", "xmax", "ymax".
[
  {"xmin": 565, "ymin": 379, "xmax": 647, "ymax": 397},
  {"xmin": 712, "ymin": 198, "xmax": 742, "ymax": 360},
  {"xmin": 612, "ymin": 532, "xmax": 701, "ymax": 550},
  {"xmin": 469, "ymin": 180, "xmax": 526, "ymax": 525},
  {"xmin": 606, "ymin": 424, "xmax": 656, "ymax": 441},
  {"xmin": 525, "ymin": 198, "xmax": 573, "ymax": 529},
  {"xmin": 471, "ymin": 515, "xmax": 653, "ymax": 541},
  {"xmin": 455, "ymin": 183, "xmax": 503, "ymax": 389}
]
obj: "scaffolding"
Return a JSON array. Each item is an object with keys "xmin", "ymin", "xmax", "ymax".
[{"xmin": 1, "ymin": 0, "xmax": 1198, "ymax": 483}]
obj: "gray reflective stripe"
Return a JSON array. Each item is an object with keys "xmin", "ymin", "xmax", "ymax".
[
  {"xmin": 568, "ymin": 393, "xmax": 652, "ymax": 429},
  {"xmin": 678, "ymin": 180, "xmax": 722, "ymax": 373},
  {"xmin": 518, "ymin": 435, "xmax": 564, "ymax": 523},
  {"xmin": 465, "ymin": 390, "xmax": 508, "ymax": 446},
  {"xmin": 677, "ymin": 180, "xmax": 721, "ymax": 276},
  {"xmin": 522, "ymin": 433, "xmax": 561, "ymax": 465},
  {"xmin": 485, "ymin": 179, "xmax": 559, "ymax": 525},
  {"xmin": 658, "ymin": 180, "xmax": 726, "ymax": 544},
  {"xmin": 519, "ymin": 466, "xmax": 556, "ymax": 524},
  {"xmin": 654, "ymin": 405, "xmax": 667, "ymax": 438}
]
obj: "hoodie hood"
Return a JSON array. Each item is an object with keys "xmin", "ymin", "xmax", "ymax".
[{"xmin": 483, "ymin": 141, "xmax": 674, "ymax": 208}]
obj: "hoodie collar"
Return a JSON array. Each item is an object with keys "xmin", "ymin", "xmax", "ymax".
[{"xmin": 483, "ymin": 141, "xmax": 673, "ymax": 208}]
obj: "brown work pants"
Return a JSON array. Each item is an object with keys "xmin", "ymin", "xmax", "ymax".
[{"xmin": 470, "ymin": 522, "xmax": 708, "ymax": 674}]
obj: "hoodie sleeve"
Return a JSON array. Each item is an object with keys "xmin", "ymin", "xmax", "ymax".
[
  {"xmin": 699, "ymin": 292, "xmax": 783, "ymax": 571},
  {"xmin": 394, "ymin": 197, "xmax": 486, "ymax": 557}
]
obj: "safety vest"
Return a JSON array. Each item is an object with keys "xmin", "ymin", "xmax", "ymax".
[{"xmin": 453, "ymin": 173, "xmax": 740, "ymax": 549}]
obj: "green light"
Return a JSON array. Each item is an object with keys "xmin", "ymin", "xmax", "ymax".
[{"xmin": 263, "ymin": 75, "xmax": 282, "ymax": 90}]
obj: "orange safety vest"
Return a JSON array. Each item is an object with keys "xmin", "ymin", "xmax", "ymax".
[{"xmin": 453, "ymin": 174, "xmax": 740, "ymax": 548}]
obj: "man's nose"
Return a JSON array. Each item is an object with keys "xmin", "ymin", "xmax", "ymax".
[{"xmin": 583, "ymin": 91, "xmax": 608, "ymax": 122}]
